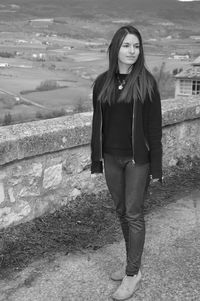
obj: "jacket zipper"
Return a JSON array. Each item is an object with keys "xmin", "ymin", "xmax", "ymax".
[
  {"xmin": 99, "ymin": 103, "xmax": 103, "ymax": 160},
  {"xmin": 132, "ymin": 99, "xmax": 135, "ymax": 164},
  {"xmin": 144, "ymin": 137, "xmax": 150, "ymax": 151}
]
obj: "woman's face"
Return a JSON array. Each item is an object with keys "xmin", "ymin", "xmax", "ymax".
[{"xmin": 118, "ymin": 33, "xmax": 140, "ymax": 72}]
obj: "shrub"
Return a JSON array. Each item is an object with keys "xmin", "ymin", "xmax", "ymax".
[
  {"xmin": 152, "ymin": 62, "xmax": 175, "ymax": 99},
  {"xmin": 36, "ymin": 80, "xmax": 59, "ymax": 92},
  {"xmin": 35, "ymin": 108, "xmax": 66, "ymax": 120},
  {"xmin": 172, "ymin": 68, "xmax": 183, "ymax": 76},
  {"xmin": 74, "ymin": 98, "xmax": 87, "ymax": 113},
  {"xmin": 2, "ymin": 113, "xmax": 12, "ymax": 125},
  {"xmin": 0, "ymin": 51, "xmax": 15, "ymax": 58}
]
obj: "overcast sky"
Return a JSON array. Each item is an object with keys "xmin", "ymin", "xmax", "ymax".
[{"xmin": 178, "ymin": 0, "xmax": 200, "ymax": 2}]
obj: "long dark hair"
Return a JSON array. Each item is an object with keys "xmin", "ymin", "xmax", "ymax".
[{"xmin": 96, "ymin": 25, "xmax": 154, "ymax": 104}]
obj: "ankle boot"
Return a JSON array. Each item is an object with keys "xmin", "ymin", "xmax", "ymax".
[
  {"xmin": 112, "ymin": 270, "xmax": 141, "ymax": 300},
  {"xmin": 110, "ymin": 267, "xmax": 126, "ymax": 281}
]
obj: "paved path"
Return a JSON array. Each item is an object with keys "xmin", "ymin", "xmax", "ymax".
[{"xmin": 0, "ymin": 190, "xmax": 200, "ymax": 301}]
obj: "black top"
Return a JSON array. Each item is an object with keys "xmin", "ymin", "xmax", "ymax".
[{"xmin": 102, "ymin": 74, "xmax": 133, "ymax": 156}]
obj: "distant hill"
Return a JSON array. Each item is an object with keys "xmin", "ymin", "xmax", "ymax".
[{"xmin": 0, "ymin": 0, "xmax": 200, "ymax": 22}]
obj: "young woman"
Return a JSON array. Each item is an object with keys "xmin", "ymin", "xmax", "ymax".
[{"xmin": 91, "ymin": 25, "xmax": 162, "ymax": 300}]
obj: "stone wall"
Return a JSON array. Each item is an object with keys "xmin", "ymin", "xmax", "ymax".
[{"xmin": 0, "ymin": 97, "xmax": 200, "ymax": 229}]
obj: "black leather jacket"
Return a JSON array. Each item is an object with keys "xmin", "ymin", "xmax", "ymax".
[{"xmin": 91, "ymin": 72, "xmax": 162, "ymax": 180}]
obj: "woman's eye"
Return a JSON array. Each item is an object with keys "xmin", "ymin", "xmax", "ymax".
[{"xmin": 122, "ymin": 44, "xmax": 140, "ymax": 49}]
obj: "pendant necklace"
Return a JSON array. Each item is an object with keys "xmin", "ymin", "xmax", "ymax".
[{"xmin": 117, "ymin": 75, "xmax": 126, "ymax": 90}]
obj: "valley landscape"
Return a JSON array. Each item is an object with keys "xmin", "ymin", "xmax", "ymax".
[{"xmin": 0, "ymin": 0, "xmax": 200, "ymax": 125}]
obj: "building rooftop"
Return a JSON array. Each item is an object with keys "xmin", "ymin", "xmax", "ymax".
[
  {"xmin": 175, "ymin": 56, "xmax": 200, "ymax": 79},
  {"xmin": 175, "ymin": 66, "xmax": 200, "ymax": 79},
  {"xmin": 192, "ymin": 56, "xmax": 200, "ymax": 66}
]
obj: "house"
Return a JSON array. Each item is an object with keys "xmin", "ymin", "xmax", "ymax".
[
  {"xmin": 0, "ymin": 63, "xmax": 9, "ymax": 68},
  {"xmin": 172, "ymin": 52, "xmax": 190, "ymax": 60},
  {"xmin": 190, "ymin": 35, "xmax": 200, "ymax": 40},
  {"xmin": 28, "ymin": 19, "xmax": 54, "ymax": 28},
  {"xmin": 175, "ymin": 56, "xmax": 200, "ymax": 97}
]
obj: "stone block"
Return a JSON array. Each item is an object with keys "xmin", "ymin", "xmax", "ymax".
[
  {"xmin": 14, "ymin": 199, "xmax": 30, "ymax": 213},
  {"xmin": 2, "ymin": 211, "xmax": 23, "ymax": 227},
  {"xmin": 0, "ymin": 183, "xmax": 5, "ymax": 204},
  {"xmin": 43, "ymin": 164, "xmax": 62, "ymax": 189},
  {"xmin": 19, "ymin": 186, "xmax": 40, "ymax": 197},
  {"xmin": 12, "ymin": 163, "xmax": 43, "ymax": 178},
  {"xmin": 34, "ymin": 199, "xmax": 50, "ymax": 217},
  {"xmin": 62, "ymin": 160, "xmax": 74, "ymax": 174},
  {"xmin": 8, "ymin": 187, "xmax": 16, "ymax": 203},
  {"xmin": 30, "ymin": 163, "xmax": 43, "ymax": 177},
  {"xmin": 0, "ymin": 171, "xmax": 6, "ymax": 180},
  {"xmin": 0, "ymin": 207, "xmax": 11, "ymax": 219},
  {"xmin": 70, "ymin": 188, "xmax": 81, "ymax": 200}
]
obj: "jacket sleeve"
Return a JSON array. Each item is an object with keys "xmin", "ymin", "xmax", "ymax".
[
  {"xmin": 90, "ymin": 80, "xmax": 103, "ymax": 174},
  {"xmin": 148, "ymin": 81, "xmax": 162, "ymax": 180}
]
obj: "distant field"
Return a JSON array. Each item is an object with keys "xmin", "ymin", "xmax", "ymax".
[
  {"xmin": 145, "ymin": 55, "xmax": 190, "ymax": 72},
  {"xmin": 0, "ymin": 44, "xmax": 192, "ymax": 125},
  {"xmin": 0, "ymin": 0, "xmax": 199, "ymax": 125},
  {"xmin": 1, "ymin": 0, "xmax": 200, "ymax": 23}
]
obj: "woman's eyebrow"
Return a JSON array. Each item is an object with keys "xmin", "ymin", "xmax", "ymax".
[{"xmin": 122, "ymin": 42, "xmax": 140, "ymax": 45}]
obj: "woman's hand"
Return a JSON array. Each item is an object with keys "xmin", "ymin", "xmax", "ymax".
[
  {"xmin": 151, "ymin": 178, "xmax": 160, "ymax": 183},
  {"xmin": 150, "ymin": 175, "xmax": 164, "ymax": 185},
  {"xmin": 91, "ymin": 173, "xmax": 102, "ymax": 179}
]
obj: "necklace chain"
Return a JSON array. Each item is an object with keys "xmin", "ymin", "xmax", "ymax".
[{"xmin": 117, "ymin": 75, "xmax": 126, "ymax": 90}]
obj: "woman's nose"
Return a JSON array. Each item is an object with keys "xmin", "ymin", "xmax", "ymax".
[{"xmin": 129, "ymin": 46, "xmax": 135, "ymax": 53}]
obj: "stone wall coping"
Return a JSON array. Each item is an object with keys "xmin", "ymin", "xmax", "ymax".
[
  {"xmin": 0, "ymin": 97, "xmax": 200, "ymax": 166},
  {"xmin": 161, "ymin": 97, "xmax": 200, "ymax": 126}
]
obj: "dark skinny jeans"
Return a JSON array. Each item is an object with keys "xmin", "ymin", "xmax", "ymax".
[{"xmin": 104, "ymin": 153, "xmax": 149, "ymax": 276}]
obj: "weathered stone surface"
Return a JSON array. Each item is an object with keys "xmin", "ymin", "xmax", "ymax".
[
  {"xmin": 63, "ymin": 151, "xmax": 90, "ymax": 175},
  {"xmin": 43, "ymin": 164, "xmax": 62, "ymax": 189},
  {"xmin": 70, "ymin": 188, "xmax": 81, "ymax": 199},
  {"xmin": 29, "ymin": 163, "xmax": 43, "ymax": 178},
  {"xmin": 0, "ymin": 112, "xmax": 92, "ymax": 166},
  {"xmin": 0, "ymin": 171, "xmax": 6, "ymax": 180},
  {"xmin": 34, "ymin": 199, "xmax": 50, "ymax": 217},
  {"xmin": 10, "ymin": 165, "xmax": 23, "ymax": 177},
  {"xmin": 19, "ymin": 186, "xmax": 40, "ymax": 197},
  {"xmin": 62, "ymin": 155, "xmax": 79, "ymax": 174},
  {"xmin": 162, "ymin": 119, "xmax": 200, "ymax": 168},
  {"xmin": 0, "ymin": 206, "xmax": 11, "ymax": 219},
  {"xmin": 13, "ymin": 200, "xmax": 31, "ymax": 215},
  {"xmin": 78, "ymin": 155, "xmax": 91, "ymax": 173},
  {"xmin": 8, "ymin": 178, "xmax": 22, "ymax": 186},
  {"xmin": 8, "ymin": 187, "xmax": 16, "ymax": 203},
  {"xmin": 162, "ymin": 97, "xmax": 200, "ymax": 126},
  {"xmin": 0, "ymin": 182, "xmax": 5, "ymax": 204},
  {"xmin": 1, "ymin": 98, "xmax": 200, "ymax": 166},
  {"xmin": 1, "ymin": 200, "xmax": 32, "ymax": 227}
]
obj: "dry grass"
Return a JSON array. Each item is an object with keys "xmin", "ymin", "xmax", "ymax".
[{"xmin": 0, "ymin": 156, "xmax": 200, "ymax": 278}]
